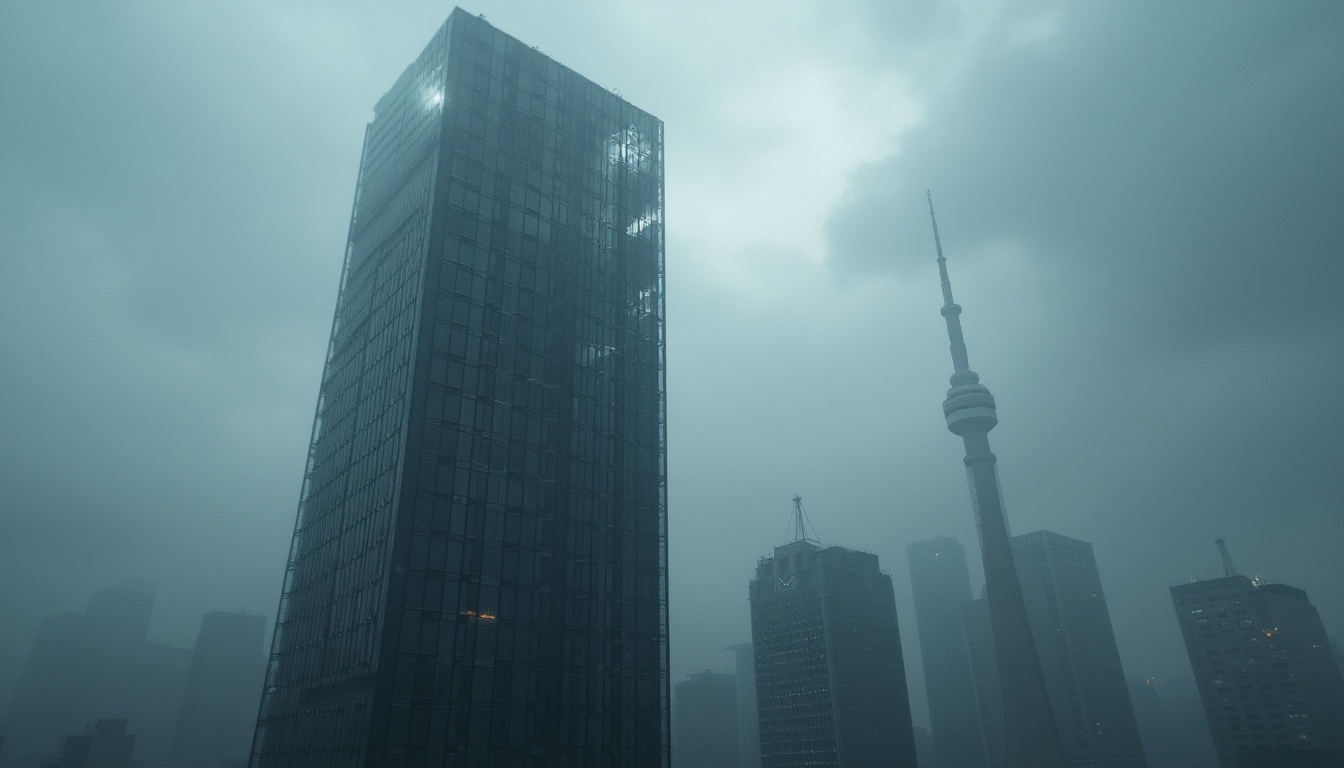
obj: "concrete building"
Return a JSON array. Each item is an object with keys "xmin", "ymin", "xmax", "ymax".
[
  {"xmin": 749, "ymin": 527, "xmax": 918, "ymax": 767},
  {"xmin": 907, "ymin": 535, "xmax": 988, "ymax": 768},
  {"xmin": 1171, "ymin": 574, "xmax": 1344, "ymax": 767},
  {"xmin": 249, "ymin": 9, "xmax": 667, "ymax": 765},
  {"xmin": 170, "ymin": 612, "xmax": 267, "ymax": 768},
  {"xmin": 674, "ymin": 671, "xmax": 739, "ymax": 768}
]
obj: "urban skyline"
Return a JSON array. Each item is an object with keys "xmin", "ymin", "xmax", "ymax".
[{"xmin": 2, "ymin": 2, "xmax": 1343, "ymax": 765}]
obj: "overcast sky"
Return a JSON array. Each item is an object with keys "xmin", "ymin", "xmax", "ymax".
[{"xmin": 2, "ymin": 0, "xmax": 1341, "ymax": 728}]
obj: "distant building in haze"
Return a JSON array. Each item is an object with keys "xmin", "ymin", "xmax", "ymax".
[
  {"xmin": 3, "ymin": 580, "xmax": 190, "ymax": 767},
  {"xmin": 248, "ymin": 9, "xmax": 667, "ymax": 765},
  {"xmin": 55, "ymin": 719, "xmax": 136, "ymax": 768},
  {"xmin": 907, "ymin": 535, "xmax": 988, "ymax": 768},
  {"xmin": 1012, "ymin": 530, "xmax": 1147, "ymax": 768},
  {"xmin": 1171, "ymin": 574, "xmax": 1344, "ymax": 767},
  {"xmin": 674, "ymin": 670, "xmax": 739, "ymax": 768},
  {"xmin": 749, "ymin": 524, "xmax": 918, "ymax": 767},
  {"xmin": 170, "ymin": 612, "xmax": 267, "ymax": 768},
  {"xmin": 964, "ymin": 596, "xmax": 1005, "ymax": 768},
  {"xmin": 727, "ymin": 643, "xmax": 762, "ymax": 768},
  {"xmin": 1127, "ymin": 677, "xmax": 1219, "ymax": 768}
]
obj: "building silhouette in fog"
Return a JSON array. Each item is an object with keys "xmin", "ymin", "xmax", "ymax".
[
  {"xmin": 1171, "ymin": 574, "xmax": 1344, "ymax": 767},
  {"xmin": 906, "ymin": 536, "xmax": 988, "ymax": 768},
  {"xmin": 51, "ymin": 719, "xmax": 135, "ymax": 768},
  {"xmin": 1126, "ymin": 676, "xmax": 1220, "ymax": 768},
  {"xmin": 170, "ymin": 612, "xmax": 267, "ymax": 768},
  {"xmin": 674, "ymin": 670, "xmax": 739, "ymax": 768},
  {"xmin": 4, "ymin": 580, "xmax": 189, "ymax": 767},
  {"xmin": 727, "ymin": 643, "xmax": 762, "ymax": 768},
  {"xmin": 963, "ymin": 596, "xmax": 1004, "ymax": 768},
  {"xmin": 749, "ymin": 535, "xmax": 918, "ymax": 767},
  {"xmin": 249, "ymin": 9, "xmax": 667, "ymax": 766},
  {"xmin": 1012, "ymin": 531, "xmax": 1146, "ymax": 768}
]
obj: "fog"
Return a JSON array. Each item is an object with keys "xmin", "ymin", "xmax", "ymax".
[{"xmin": 1, "ymin": 0, "xmax": 1341, "ymax": 743}]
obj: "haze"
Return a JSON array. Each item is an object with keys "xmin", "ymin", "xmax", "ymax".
[{"xmin": 1, "ymin": 0, "xmax": 1341, "ymax": 735}]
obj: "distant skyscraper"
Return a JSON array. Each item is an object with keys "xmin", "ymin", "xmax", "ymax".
[
  {"xmin": 1011, "ymin": 531, "xmax": 1146, "ymax": 768},
  {"xmin": 727, "ymin": 643, "xmax": 762, "ymax": 768},
  {"xmin": 749, "ymin": 521, "xmax": 919, "ymax": 767},
  {"xmin": 56, "ymin": 719, "xmax": 136, "ymax": 768},
  {"xmin": 907, "ymin": 536, "xmax": 988, "ymax": 768},
  {"xmin": 171, "ymin": 612, "xmax": 267, "ymax": 768},
  {"xmin": 4, "ymin": 581, "xmax": 190, "ymax": 767},
  {"xmin": 250, "ymin": 9, "xmax": 667, "ymax": 766},
  {"xmin": 926, "ymin": 196, "xmax": 1066, "ymax": 768},
  {"xmin": 1126, "ymin": 677, "xmax": 1220, "ymax": 768},
  {"xmin": 1171, "ymin": 574, "xmax": 1344, "ymax": 767},
  {"xmin": 674, "ymin": 671, "xmax": 739, "ymax": 768}
]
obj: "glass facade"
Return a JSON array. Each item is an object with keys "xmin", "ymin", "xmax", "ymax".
[
  {"xmin": 252, "ymin": 10, "xmax": 667, "ymax": 767},
  {"xmin": 748, "ymin": 541, "xmax": 919, "ymax": 768}
]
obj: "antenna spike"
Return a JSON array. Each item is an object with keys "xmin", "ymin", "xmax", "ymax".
[{"xmin": 1215, "ymin": 538, "xmax": 1240, "ymax": 578}]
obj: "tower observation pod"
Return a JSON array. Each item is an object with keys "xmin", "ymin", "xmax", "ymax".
[{"xmin": 927, "ymin": 193, "xmax": 1069, "ymax": 768}]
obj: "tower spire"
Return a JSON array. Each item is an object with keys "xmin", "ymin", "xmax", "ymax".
[
  {"xmin": 928, "ymin": 191, "xmax": 972, "ymax": 378},
  {"xmin": 790, "ymin": 495, "xmax": 817, "ymax": 544},
  {"xmin": 926, "ymin": 194, "xmax": 1067, "ymax": 768}
]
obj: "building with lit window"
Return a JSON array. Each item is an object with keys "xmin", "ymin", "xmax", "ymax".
[
  {"xmin": 907, "ymin": 536, "xmax": 988, "ymax": 768},
  {"xmin": 748, "ymin": 539, "xmax": 918, "ymax": 768},
  {"xmin": 1171, "ymin": 575, "xmax": 1344, "ymax": 768},
  {"xmin": 250, "ymin": 9, "xmax": 667, "ymax": 766}
]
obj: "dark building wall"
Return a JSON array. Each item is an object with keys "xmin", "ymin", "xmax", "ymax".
[
  {"xmin": 252, "ymin": 9, "xmax": 667, "ymax": 766},
  {"xmin": 171, "ymin": 612, "xmax": 267, "ymax": 768},
  {"xmin": 1012, "ymin": 531, "xmax": 1146, "ymax": 768},
  {"xmin": 749, "ymin": 541, "xmax": 918, "ymax": 768},
  {"xmin": 963, "ymin": 597, "xmax": 1004, "ymax": 768},
  {"xmin": 673, "ymin": 671, "xmax": 738, "ymax": 768},
  {"xmin": 906, "ymin": 536, "xmax": 988, "ymax": 768},
  {"xmin": 1171, "ymin": 576, "xmax": 1344, "ymax": 768}
]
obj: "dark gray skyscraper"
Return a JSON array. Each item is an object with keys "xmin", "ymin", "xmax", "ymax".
[
  {"xmin": 673, "ymin": 671, "xmax": 739, "ymax": 768},
  {"xmin": 906, "ymin": 536, "xmax": 987, "ymax": 768},
  {"xmin": 250, "ymin": 9, "xmax": 667, "ymax": 766},
  {"xmin": 927, "ymin": 197, "xmax": 1065, "ymax": 767},
  {"xmin": 1012, "ymin": 531, "xmax": 1146, "ymax": 768},
  {"xmin": 727, "ymin": 643, "xmax": 762, "ymax": 768},
  {"xmin": 749, "ymin": 518, "xmax": 918, "ymax": 767},
  {"xmin": 1171, "ymin": 572, "xmax": 1344, "ymax": 767},
  {"xmin": 172, "ymin": 612, "xmax": 267, "ymax": 768}
]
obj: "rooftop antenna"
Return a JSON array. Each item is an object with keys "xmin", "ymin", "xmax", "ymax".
[
  {"xmin": 789, "ymin": 495, "xmax": 819, "ymax": 544},
  {"xmin": 1215, "ymin": 538, "xmax": 1239, "ymax": 578}
]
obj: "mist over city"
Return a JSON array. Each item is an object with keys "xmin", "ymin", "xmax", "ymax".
[{"xmin": 1, "ymin": 2, "xmax": 1341, "ymax": 767}]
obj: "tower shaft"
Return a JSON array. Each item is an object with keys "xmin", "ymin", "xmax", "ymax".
[{"xmin": 927, "ymin": 194, "xmax": 1068, "ymax": 768}]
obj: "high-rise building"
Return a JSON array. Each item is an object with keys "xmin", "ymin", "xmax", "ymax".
[
  {"xmin": 1011, "ymin": 531, "xmax": 1146, "ymax": 768},
  {"xmin": 250, "ymin": 9, "xmax": 667, "ymax": 766},
  {"xmin": 1171, "ymin": 574, "xmax": 1344, "ymax": 768},
  {"xmin": 749, "ymin": 535, "xmax": 919, "ymax": 767},
  {"xmin": 906, "ymin": 535, "xmax": 988, "ymax": 768},
  {"xmin": 1126, "ymin": 677, "xmax": 1220, "ymax": 768},
  {"xmin": 56, "ymin": 719, "xmax": 136, "ymax": 768},
  {"xmin": 727, "ymin": 643, "xmax": 762, "ymax": 768},
  {"xmin": 171, "ymin": 612, "xmax": 268, "ymax": 768},
  {"xmin": 673, "ymin": 671, "xmax": 739, "ymax": 768},
  {"xmin": 926, "ymin": 197, "xmax": 1066, "ymax": 767},
  {"xmin": 4, "ymin": 581, "xmax": 190, "ymax": 768}
]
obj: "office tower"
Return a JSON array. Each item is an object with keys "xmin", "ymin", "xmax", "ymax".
[
  {"xmin": 1127, "ymin": 677, "xmax": 1220, "ymax": 768},
  {"xmin": 250, "ymin": 9, "xmax": 667, "ymax": 766},
  {"xmin": 1171, "ymin": 574, "xmax": 1344, "ymax": 767},
  {"xmin": 56, "ymin": 720, "xmax": 136, "ymax": 768},
  {"xmin": 727, "ymin": 643, "xmax": 762, "ymax": 768},
  {"xmin": 1011, "ymin": 531, "xmax": 1146, "ymax": 767},
  {"xmin": 673, "ymin": 671, "xmax": 739, "ymax": 768},
  {"xmin": 4, "ymin": 581, "xmax": 190, "ymax": 767},
  {"xmin": 171, "ymin": 612, "xmax": 268, "ymax": 768},
  {"xmin": 925, "ymin": 198, "xmax": 1066, "ymax": 767},
  {"xmin": 963, "ymin": 597, "xmax": 1005, "ymax": 768},
  {"xmin": 906, "ymin": 536, "xmax": 988, "ymax": 768},
  {"xmin": 749, "ymin": 531, "xmax": 919, "ymax": 767}
]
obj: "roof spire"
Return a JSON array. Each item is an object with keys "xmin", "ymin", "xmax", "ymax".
[
  {"xmin": 790, "ymin": 495, "xmax": 818, "ymax": 544},
  {"xmin": 928, "ymin": 191, "xmax": 972, "ymax": 377},
  {"xmin": 1215, "ymin": 538, "xmax": 1240, "ymax": 578}
]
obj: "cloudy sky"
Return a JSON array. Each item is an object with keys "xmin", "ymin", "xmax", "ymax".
[{"xmin": 1, "ymin": 0, "xmax": 1341, "ymax": 728}]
